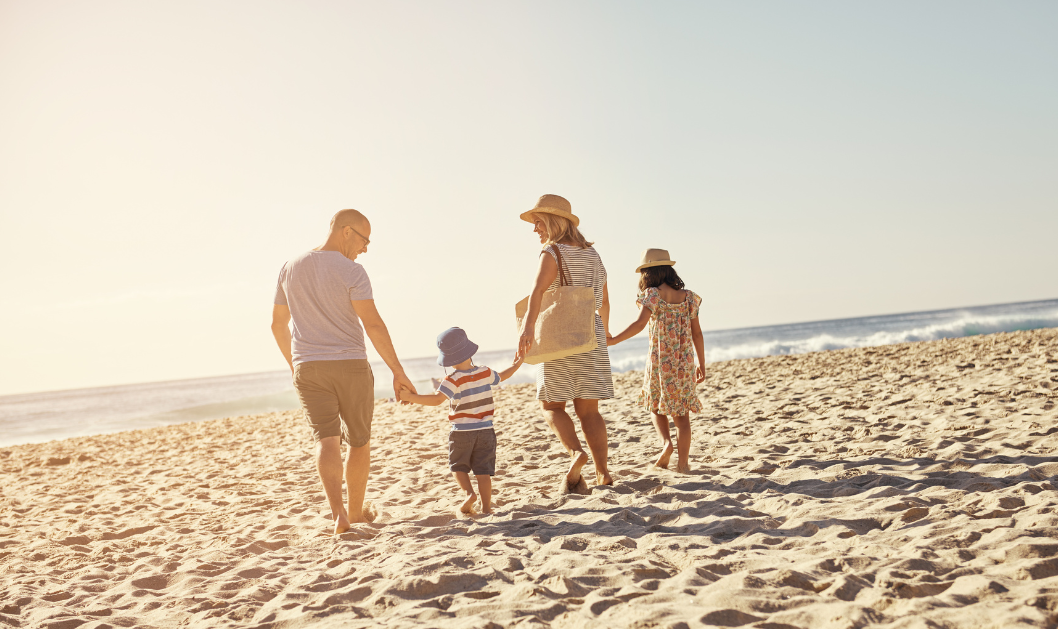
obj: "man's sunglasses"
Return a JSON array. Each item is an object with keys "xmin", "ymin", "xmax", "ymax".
[{"xmin": 348, "ymin": 226, "xmax": 370, "ymax": 246}]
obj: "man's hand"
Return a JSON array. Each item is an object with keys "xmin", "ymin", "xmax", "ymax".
[{"xmin": 394, "ymin": 371, "xmax": 417, "ymax": 404}]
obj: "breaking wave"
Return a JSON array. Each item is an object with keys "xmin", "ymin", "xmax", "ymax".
[{"xmin": 607, "ymin": 301, "xmax": 1058, "ymax": 374}]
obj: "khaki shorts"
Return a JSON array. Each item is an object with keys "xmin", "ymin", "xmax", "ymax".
[{"xmin": 293, "ymin": 359, "xmax": 374, "ymax": 447}]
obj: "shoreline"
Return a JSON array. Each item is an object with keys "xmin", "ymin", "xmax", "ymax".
[{"xmin": 2, "ymin": 328, "xmax": 1057, "ymax": 628}]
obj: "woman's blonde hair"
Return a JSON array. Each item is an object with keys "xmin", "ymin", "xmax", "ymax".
[{"xmin": 532, "ymin": 212, "xmax": 593, "ymax": 248}]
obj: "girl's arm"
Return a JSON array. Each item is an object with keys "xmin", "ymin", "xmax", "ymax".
[
  {"xmin": 398, "ymin": 388, "xmax": 447, "ymax": 406},
  {"xmin": 607, "ymin": 305, "xmax": 651, "ymax": 346},
  {"xmin": 517, "ymin": 252, "xmax": 559, "ymax": 356},
  {"xmin": 690, "ymin": 314, "xmax": 706, "ymax": 383}
]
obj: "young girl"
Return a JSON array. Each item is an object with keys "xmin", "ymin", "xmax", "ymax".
[{"xmin": 607, "ymin": 248, "xmax": 705, "ymax": 472}]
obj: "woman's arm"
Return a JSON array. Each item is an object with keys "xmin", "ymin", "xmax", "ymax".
[
  {"xmin": 598, "ymin": 282, "xmax": 610, "ymax": 338},
  {"xmin": 691, "ymin": 314, "xmax": 706, "ymax": 383},
  {"xmin": 608, "ymin": 305, "xmax": 651, "ymax": 346},
  {"xmin": 517, "ymin": 251, "xmax": 559, "ymax": 356}
]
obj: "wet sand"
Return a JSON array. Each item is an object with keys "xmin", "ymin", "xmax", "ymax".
[{"xmin": 2, "ymin": 328, "xmax": 1057, "ymax": 628}]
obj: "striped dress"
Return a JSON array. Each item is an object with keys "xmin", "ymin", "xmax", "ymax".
[{"xmin": 537, "ymin": 244, "xmax": 615, "ymax": 402}]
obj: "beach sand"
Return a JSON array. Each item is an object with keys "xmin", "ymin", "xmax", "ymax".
[{"xmin": 3, "ymin": 329, "xmax": 1058, "ymax": 628}]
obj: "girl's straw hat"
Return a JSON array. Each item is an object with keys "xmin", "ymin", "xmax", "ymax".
[
  {"xmin": 636, "ymin": 248, "xmax": 676, "ymax": 272},
  {"xmin": 519, "ymin": 194, "xmax": 580, "ymax": 227}
]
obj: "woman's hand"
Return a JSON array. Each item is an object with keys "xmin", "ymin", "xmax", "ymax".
[
  {"xmin": 518, "ymin": 326, "xmax": 534, "ymax": 357},
  {"xmin": 695, "ymin": 365, "xmax": 705, "ymax": 383},
  {"xmin": 606, "ymin": 333, "xmax": 618, "ymax": 346}
]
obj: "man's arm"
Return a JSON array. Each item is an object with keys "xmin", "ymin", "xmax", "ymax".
[
  {"xmin": 271, "ymin": 304, "xmax": 294, "ymax": 374},
  {"xmin": 351, "ymin": 299, "xmax": 417, "ymax": 399}
]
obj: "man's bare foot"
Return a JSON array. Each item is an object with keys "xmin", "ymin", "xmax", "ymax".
[
  {"xmin": 595, "ymin": 470, "xmax": 614, "ymax": 486},
  {"xmin": 333, "ymin": 514, "xmax": 352, "ymax": 535},
  {"xmin": 676, "ymin": 462, "xmax": 691, "ymax": 474},
  {"xmin": 567, "ymin": 451, "xmax": 589, "ymax": 485},
  {"xmin": 460, "ymin": 492, "xmax": 477, "ymax": 514},
  {"xmin": 655, "ymin": 441, "xmax": 674, "ymax": 469}
]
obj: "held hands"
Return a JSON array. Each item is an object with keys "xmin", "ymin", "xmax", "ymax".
[
  {"xmin": 695, "ymin": 365, "xmax": 705, "ymax": 384},
  {"xmin": 512, "ymin": 348, "xmax": 526, "ymax": 367},
  {"xmin": 394, "ymin": 372, "xmax": 417, "ymax": 405},
  {"xmin": 606, "ymin": 333, "xmax": 617, "ymax": 346}
]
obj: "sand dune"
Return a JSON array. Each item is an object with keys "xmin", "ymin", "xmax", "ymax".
[{"xmin": 2, "ymin": 328, "xmax": 1057, "ymax": 628}]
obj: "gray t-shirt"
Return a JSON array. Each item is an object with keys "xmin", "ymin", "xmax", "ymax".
[{"xmin": 274, "ymin": 251, "xmax": 373, "ymax": 364}]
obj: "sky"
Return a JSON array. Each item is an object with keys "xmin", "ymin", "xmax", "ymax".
[{"xmin": 1, "ymin": 1, "xmax": 1056, "ymax": 396}]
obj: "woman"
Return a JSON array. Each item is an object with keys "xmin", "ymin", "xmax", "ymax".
[{"xmin": 517, "ymin": 194, "xmax": 615, "ymax": 488}]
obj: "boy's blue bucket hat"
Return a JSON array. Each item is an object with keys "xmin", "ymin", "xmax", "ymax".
[{"xmin": 437, "ymin": 327, "xmax": 478, "ymax": 367}]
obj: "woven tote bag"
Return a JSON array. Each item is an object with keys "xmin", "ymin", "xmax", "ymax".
[{"xmin": 515, "ymin": 246, "xmax": 599, "ymax": 365}]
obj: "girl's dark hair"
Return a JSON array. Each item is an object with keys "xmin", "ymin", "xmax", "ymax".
[{"xmin": 639, "ymin": 265, "xmax": 685, "ymax": 292}]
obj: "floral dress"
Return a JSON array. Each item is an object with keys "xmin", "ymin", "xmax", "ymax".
[{"xmin": 636, "ymin": 287, "xmax": 703, "ymax": 415}]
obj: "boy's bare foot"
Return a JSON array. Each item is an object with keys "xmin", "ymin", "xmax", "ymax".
[
  {"xmin": 460, "ymin": 492, "xmax": 477, "ymax": 514},
  {"xmin": 567, "ymin": 451, "xmax": 589, "ymax": 485},
  {"xmin": 655, "ymin": 441, "xmax": 674, "ymax": 469}
]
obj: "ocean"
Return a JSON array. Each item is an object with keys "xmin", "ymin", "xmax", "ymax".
[{"xmin": 2, "ymin": 298, "xmax": 1056, "ymax": 448}]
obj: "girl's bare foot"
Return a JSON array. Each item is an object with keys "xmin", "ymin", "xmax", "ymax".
[
  {"xmin": 655, "ymin": 441, "xmax": 674, "ymax": 469},
  {"xmin": 567, "ymin": 451, "xmax": 589, "ymax": 485},
  {"xmin": 460, "ymin": 492, "xmax": 477, "ymax": 514}
]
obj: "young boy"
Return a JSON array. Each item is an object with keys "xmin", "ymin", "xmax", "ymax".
[{"xmin": 398, "ymin": 327, "xmax": 524, "ymax": 514}]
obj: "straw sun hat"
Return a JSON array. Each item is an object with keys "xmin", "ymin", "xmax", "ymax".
[
  {"xmin": 636, "ymin": 248, "xmax": 676, "ymax": 273},
  {"xmin": 519, "ymin": 194, "xmax": 580, "ymax": 227}
]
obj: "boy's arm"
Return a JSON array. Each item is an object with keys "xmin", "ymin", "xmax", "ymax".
[
  {"xmin": 398, "ymin": 389, "xmax": 447, "ymax": 406},
  {"xmin": 497, "ymin": 354, "xmax": 526, "ymax": 382},
  {"xmin": 608, "ymin": 305, "xmax": 651, "ymax": 345}
]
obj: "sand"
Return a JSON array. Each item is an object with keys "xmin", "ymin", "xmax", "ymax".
[{"xmin": 2, "ymin": 328, "xmax": 1058, "ymax": 629}]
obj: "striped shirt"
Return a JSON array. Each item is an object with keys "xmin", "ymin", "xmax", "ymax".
[{"xmin": 437, "ymin": 366, "xmax": 502, "ymax": 431}]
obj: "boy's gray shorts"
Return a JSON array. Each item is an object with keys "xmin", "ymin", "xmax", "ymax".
[{"xmin": 448, "ymin": 428, "xmax": 496, "ymax": 476}]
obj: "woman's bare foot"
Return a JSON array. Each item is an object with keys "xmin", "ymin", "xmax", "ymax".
[
  {"xmin": 460, "ymin": 492, "xmax": 477, "ymax": 514},
  {"xmin": 333, "ymin": 513, "xmax": 352, "ymax": 535},
  {"xmin": 595, "ymin": 470, "xmax": 614, "ymax": 486},
  {"xmin": 567, "ymin": 451, "xmax": 589, "ymax": 485},
  {"xmin": 675, "ymin": 461, "xmax": 691, "ymax": 474},
  {"xmin": 655, "ymin": 441, "xmax": 674, "ymax": 469},
  {"xmin": 481, "ymin": 507, "xmax": 493, "ymax": 515}
]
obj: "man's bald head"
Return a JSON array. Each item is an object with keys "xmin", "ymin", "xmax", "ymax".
[
  {"xmin": 329, "ymin": 209, "xmax": 370, "ymax": 234},
  {"xmin": 320, "ymin": 209, "xmax": 371, "ymax": 260}
]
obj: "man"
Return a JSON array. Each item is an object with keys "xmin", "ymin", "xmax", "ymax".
[{"xmin": 271, "ymin": 209, "xmax": 416, "ymax": 535}]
